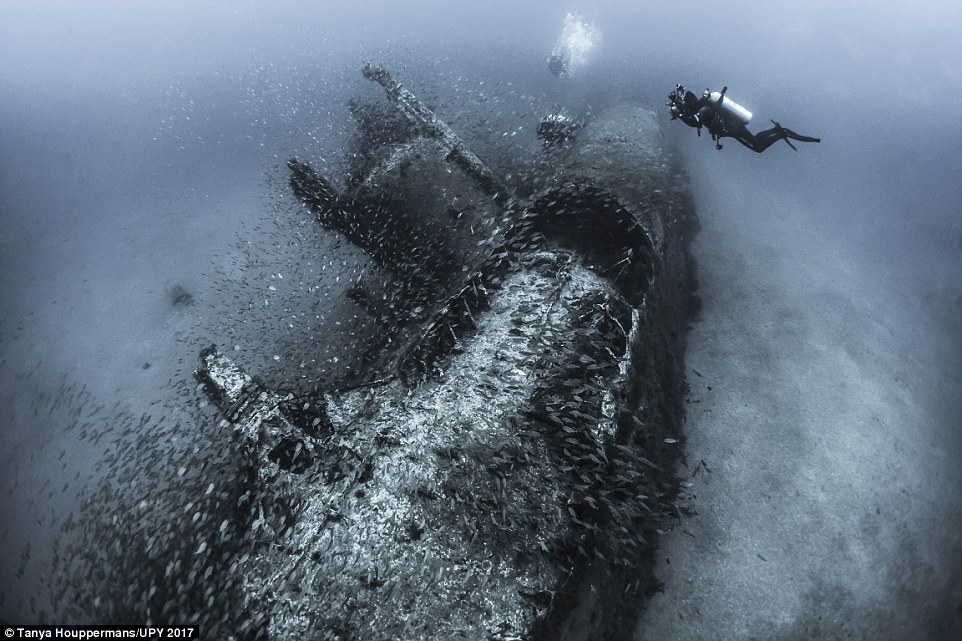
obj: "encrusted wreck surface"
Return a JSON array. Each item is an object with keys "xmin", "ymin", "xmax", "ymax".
[{"xmin": 196, "ymin": 65, "xmax": 697, "ymax": 640}]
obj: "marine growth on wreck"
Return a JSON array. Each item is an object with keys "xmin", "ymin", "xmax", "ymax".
[
  {"xmin": 193, "ymin": 64, "xmax": 698, "ymax": 640},
  {"xmin": 57, "ymin": 64, "xmax": 698, "ymax": 641}
]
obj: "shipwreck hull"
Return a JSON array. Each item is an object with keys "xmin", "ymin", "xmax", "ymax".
[{"xmin": 197, "ymin": 66, "xmax": 696, "ymax": 640}]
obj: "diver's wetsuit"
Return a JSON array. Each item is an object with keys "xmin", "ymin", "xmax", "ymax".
[
  {"xmin": 669, "ymin": 85, "xmax": 820, "ymax": 153},
  {"xmin": 734, "ymin": 121, "xmax": 821, "ymax": 153}
]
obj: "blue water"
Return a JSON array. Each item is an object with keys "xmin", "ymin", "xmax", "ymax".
[{"xmin": 2, "ymin": 1, "xmax": 960, "ymax": 635}]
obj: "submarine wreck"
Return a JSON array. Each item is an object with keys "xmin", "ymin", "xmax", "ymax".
[{"xmin": 195, "ymin": 64, "xmax": 698, "ymax": 640}]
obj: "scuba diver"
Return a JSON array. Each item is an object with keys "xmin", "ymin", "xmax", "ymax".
[
  {"xmin": 548, "ymin": 53, "xmax": 568, "ymax": 77},
  {"xmin": 667, "ymin": 84, "xmax": 820, "ymax": 152},
  {"xmin": 547, "ymin": 12, "xmax": 599, "ymax": 78}
]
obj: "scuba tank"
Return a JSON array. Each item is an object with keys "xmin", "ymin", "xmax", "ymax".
[{"xmin": 705, "ymin": 87, "xmax": 752, "ymax": 125}]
